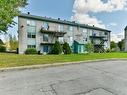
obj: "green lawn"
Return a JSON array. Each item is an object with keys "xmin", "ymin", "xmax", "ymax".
[{"xmin": 0, "ymin": 52, "xmax": 127, "ymax": 68}]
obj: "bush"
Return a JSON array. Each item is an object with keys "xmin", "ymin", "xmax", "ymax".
[
  {"xmin": 51, "ymin": 41, "xmax": 62, "ymax": 54},
  {"xmin": 106, "ymin": 48, "xmax": 111, "ymax": 53},
  {"xmin": 0, "ymin": 45, "xmax": 6, "ymax": 52},
  {"xmin": 85, "ymin": 43, "xmax": 94, "ymax": 53},
  {"xmin": 25, "ymin": 48, "xmax": 37, "ymax": 54},
  {"xmin": 63, "ymin": 42, "xmax": 72, "ymax": 54}
]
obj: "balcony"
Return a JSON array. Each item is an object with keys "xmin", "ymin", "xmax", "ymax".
[
  {"xmin": 89, "ymin": 35, "xmax": 105, "ymax": 39},
  {"xmin": 40, "ymin": 42, "xmax": 55, "ymax": 45},
  {"xmin": 94, "ymin": 44, "xmax": 104, "ymax": 46},
  {"xmin": 40, "ymin": 28, "xmax": 66, "ymax": 37},
  {"xmin": 40, "ymin": 42, "xmax": 64, "ymax": 45}
]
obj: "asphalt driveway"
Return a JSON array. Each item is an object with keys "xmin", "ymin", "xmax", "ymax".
[{"xmin": 1, "ymin": 60, "xmax": 127, "ymax": 95}]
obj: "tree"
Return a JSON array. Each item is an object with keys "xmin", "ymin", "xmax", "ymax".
[
  {"xmin": 85, "ymin": 43, "xmax": 94, "ymax": 53},
  {"xmin": 9, "ymin": 34, "xmax": 18, "ymax": 50},
  {"xmin": 51, "ymin": 41, "xmax": 62, "ymax": 54},
  {"xmin": 118, "ymin": 39, "xmax": 125, "ymax": 51},
  {"xmin": 0, "ymin": 0, "xmax": 28, "ymax": 33},
  {"xmin": 110, "ymin": 41, "xmax": 117, "ymax": 49},
  {"xmin": 63, "ymin": 42, "xmax": 72, "ymax": 54},
  {"xmin": 110, "ymin": 41, "xmax": 117, "ymax": 52}
]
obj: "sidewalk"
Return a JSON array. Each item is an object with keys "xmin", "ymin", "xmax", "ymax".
[{"xmin": 0, "ymin": 58, "xmax": 127, "ymax": 72}]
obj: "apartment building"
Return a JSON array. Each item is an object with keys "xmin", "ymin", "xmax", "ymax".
[{"xmin": 18, "ymin": 13, "xmax": 111, "ymax": 54}]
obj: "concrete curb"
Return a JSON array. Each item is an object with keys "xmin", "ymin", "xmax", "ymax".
[{"xmin": 0, "ymin": 58, "xmax": 127, "ymax": 72}]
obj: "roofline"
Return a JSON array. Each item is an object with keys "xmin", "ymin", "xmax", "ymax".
[
  {"xmin": 125, "ymin": 26, "xmax": 127, "ymax": 31},
  {"xmin": 18, "ymin": 13, "xmax": 111, "ymax": 32}
]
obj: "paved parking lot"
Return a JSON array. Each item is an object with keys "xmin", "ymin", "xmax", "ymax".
[{"xmin": 1, "ymin": 60, "xmax": 127, "ymax": 95}]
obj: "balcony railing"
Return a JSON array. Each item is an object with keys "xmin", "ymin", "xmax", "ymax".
[
  {"xmin": 40, "ymin": 28, "xmax": 66, "ymax": 37},
  {"xmin": 40, "ymin": 42, "xmax": 55, "ymax": 45},
  {"xmin": 89, "ymin": 35, "xmax": 105, "ymax": 38},
  {"xmin": 40, "ymin": 42, "xmax": 64, "ymax": 45}
]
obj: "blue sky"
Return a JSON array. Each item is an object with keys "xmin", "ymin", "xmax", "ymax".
[
  {"xmin": 6, "ymin": 0, "xmax": 74, "ymax": 39},
  {"xmin": 22, "ymin": 0, "xmax": 74, "ymax": 20},
  {"xmin": 3, "ymin": 0, "xmax": 127, "ymax": 42}
]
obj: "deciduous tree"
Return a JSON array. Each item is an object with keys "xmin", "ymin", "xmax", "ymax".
[
  {"xmin": 118, "ymin": 39, "xmax": 125, "ymax": 51},
  {"xmin": 0, "ymin": 0, "xmax": 27, "ymax": 33},
  {"xmin": 85, "ymin": 43, "xmax": 94, "ymax": 53},
  {"xmin": 110, "ymin": 41, "xmax": 116, "ymax": 50},
  {"xmin": 9, "ymin": 34, "xmax": 18, "ymax": 50}
]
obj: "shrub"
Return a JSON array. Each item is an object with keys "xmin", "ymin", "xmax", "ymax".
[
  {"xmin": 63, "ymin": 42, "xmax": 72, "ymax": 54},
  {"xmin": 51, "ymin": 41, "xmax": 62, "ymax": 54},
  {"xmin": 106, "ymin": 48, "xmax": 111, "ymax": 53},
  {"xmin": 0, "ymin": 45, "xmax": 6, "ymax": 52},
  {"xmin": 85, "ymin": 43, "xmax": 94, "ymax": 53},
  {"xmin": 25, "ymin": 48, "xmax": 37, "ymax": 54}
]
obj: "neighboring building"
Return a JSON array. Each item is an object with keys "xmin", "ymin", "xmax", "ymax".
[
  {"xmin": 124, "ymin": 26, "xmax": 127, "ymax": 51},
  {"xmin": 18, "ymin": 13, "xmax": 111, "ymax": 54}
]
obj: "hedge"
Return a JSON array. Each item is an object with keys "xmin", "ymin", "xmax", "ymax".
[{"xmin": 25, "ymin": 48, "xmax": 37, "ymax": 54}]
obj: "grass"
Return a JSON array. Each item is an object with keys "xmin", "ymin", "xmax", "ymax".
[{"xmin": 0, "ymin": 52, "xmax": 127, "ymax": 68}]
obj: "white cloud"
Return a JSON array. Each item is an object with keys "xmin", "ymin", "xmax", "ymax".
[
  {"xmin": 0, "ymin": 32, "xmax": 6, "ymax": 42},
  {"xmin": 0, "ymin": 35, "xmax": 3, "ymax": 39},
  {"xmin": 71, "ymin": 13, "xmax": 105, "ymax": 28},
  {"xmin": 111, "ymin": 32, "xmax": 124, "ymax": 42},
  {"xmin": 107, "ymin": 22, "xmax": 118, "ymax": 27},
  {"xmin": 72, "ymin": 0, "xmax": 127, "ymax": 28}
]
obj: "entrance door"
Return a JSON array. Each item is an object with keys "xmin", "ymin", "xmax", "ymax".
[
  {"xmin": 43, "ymin": 45, "xmax": 49, "ymax": 53},
  {"xmin": 79, "ymin": 45, "xmax": 84, "ymax": 53}
]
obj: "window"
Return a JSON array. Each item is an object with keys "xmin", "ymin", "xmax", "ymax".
[
  {"xmin": 43, "ymin": 22, "xmax": 49, "ymax": 30},
  {"xmin": 27, "ymin": 26, "xmax": 36, "ymax": 38},
  {"xmin": 68, "ymin": 36, "xmax": 73, "ymax": 46},
  {"xmin": 86, "ymin": 38, "xmax": 88, "ymax": 41},
  {"xmin": 27, "ymin": 26, "xmax": 36, "ymax": 33},
  {"xmin": 27, "ymin": 20, "xmax": 36, "ymax": 26},
  {"xmin": 27, "ymin": 32, "xmax": 36, "ymax": 38},
  {"xmin": 27, "ymin": 38, "xmax": 36, "ymax": 46},
  {"xmin": 79, "ymin": 45, "xmax": 81, "ymax": 53},
  {"xmin": 92, "ymin": 30, "xmax": 98, "ymax": 36},
  {"xmin": 68, "ymin": 26, "xmax": 73, "ymax": 32},
  {"xmin": 105, "ymin": 32, "xmax": 108, "ymax": 35},
  {"xmin": 43, "ymin": 34, "xmax": 49, "ymax": 42},
  {"xmin": 58, "ymin": 37, "xmax": 64, "ymax": 43},
  {"xmin": 70, "ymin": 37, "xmax": 73, "ymax": 42},
  {"xmin": 88, "ymin": 29, "xmax": 92, "ymax": 36},
  {"xmin": 93, "ymin": 30, "xmax": 100, "ymax": 36},
  {"xmin": 83, "ymin": 36, "xmax": 87, "ymax": 41},
  {"xmin": 27, "ymin": 20, "xmax": 36, "ymax": 49},
  {"xmin": 83, "ymin": 29, "xmax": 87, "ymax": 34},
  {"xmin": 27, "ymin": 45, "xmax": 36, "ymax": 48},
  {"xmin": 43, "ymin": 45, "xmax": 49, "ymax": 52},
  {"xmin": 58, "ymin": 25, "xmax": 64, "ymax": 32},
  {"xmin": 93, "ymin": 33, "xmax": 96, "ymax": 36},
  {"xmin": 27, "ymin": 25, "xmax": 36, "ymax": 47}
]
